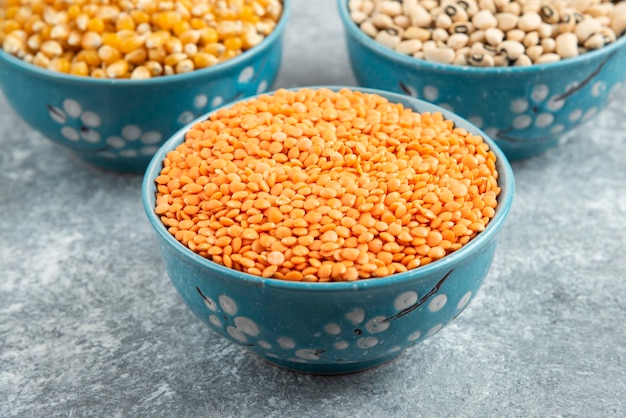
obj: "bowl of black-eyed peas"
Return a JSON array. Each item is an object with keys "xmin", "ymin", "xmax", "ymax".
[{"xmin": 338, "ymin": 0, "xmax": 626, "ymax": 160}]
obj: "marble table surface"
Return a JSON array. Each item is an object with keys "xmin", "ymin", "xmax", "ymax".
[{"xmin": 1, "ymin": 1, "xmax": 625, "ymax": 416}]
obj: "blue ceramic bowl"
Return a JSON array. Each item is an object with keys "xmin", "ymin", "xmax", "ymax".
[
  {"xmin": 0, "ymin": 1, "xmax": 290, "ymax": 173},
  {"xmin": 337, "ymin": 0, "xmax": 626, "ymax": 160},
  {"xmin": 142, "ymin": 87, "xmax": 515, "ymax": 374}
]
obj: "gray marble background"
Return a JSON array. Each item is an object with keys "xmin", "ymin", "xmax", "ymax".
[{"xmin": 1, "ymin": 1, "xmax": 625, "ymax": 417}]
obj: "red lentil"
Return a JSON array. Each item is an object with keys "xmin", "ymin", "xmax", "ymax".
[{"xmin": 155, "ymin": 88, "xmax": 501, "ymax": 282}]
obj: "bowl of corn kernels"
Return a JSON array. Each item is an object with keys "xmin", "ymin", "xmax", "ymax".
[
  {"xmin": 338, "ymin": 0, "xmax": 626, "ymax": 160},
  {"xmin": 0, "ymin": 0, "xmax": 289, "ymax": 172},
  {"xmin": 142, "ymin": 87, "xmax": 515, "ymax": 374}
]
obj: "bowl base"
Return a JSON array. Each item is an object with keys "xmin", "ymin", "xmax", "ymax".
[{"xmin": 254, "ymin": 351, "xmax": 404, "ymax": 375}]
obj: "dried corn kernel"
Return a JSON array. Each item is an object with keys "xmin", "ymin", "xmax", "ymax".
[
  {"xmin": 154, "ymin": 88, "xmax": 501, "ymax": 282},
  {"xmin": 0, "ymin": 0, "xmax": 283, "ymax": 78}
]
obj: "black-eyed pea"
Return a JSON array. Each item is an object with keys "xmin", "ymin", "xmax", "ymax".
[
  {"xmin": 518, "ymin": 11, "xmax": 542, "ymax": 31},
  {"xmin": 478, "ymin": 0, "xmax": 496, "ymax": 14},
  {"xmin": 610, "ymin": 13, "xmax": 626, "ymax": 37},
  {"xmin": 595, "ymin": 16, "xmax": 610, "ymax": 28},
  {"xmin": 421, "ymin": 0, "xmax": 440, "ymax": 11},
  {"xmin": 444, "ymin": 3, "xmax": 469, "ymax": 23},
  {"xmin": 539, "ymin": 4, "xmax": 560, "ymax": 24},
  {"xmin": 405, "ymin": 26, "xmax": 432, "ymax": 41},
  {"xmin": 496, "ymin": 12, "xmax": 519, "ymax": 31},
  {"xmin": 468, "ymin": 51, "xmax": 495, "ymax": 66},
  {"xmin": 424, "ymin": 45, "xmax": 456, "ymax": 63},
  {"xmin": 493, "ymin": 0, "xmax": 510, "ymax": 10},
  {"xmin": 456, "ymin": 0, "xmax": 479, "ymax": 16},
  {"xmin": 447, "ymin": 32, "xmax": 470, "ymax": 49},
  {"xmin": 536, "ymin": 52, "xmax": 561, "ymax": 63},
  {"xmin": 436, "ymin": 13, "xmax": 453, "ymax": 29},
  {"xmin": 432, "ymin": 27, "xmax": 450, "ymax": 42},
  {"xmin": 537, "ymin": 22, "xmax": 553, "ymax": 39},
  {"xmin": 360, "ymin": 20, "xmax": 378, "ymax": 37},
  {"xmin": 502, "ymin": 1, "xmax": 521, "ymax": 16},
  {"xmin": 499, "ymin": 39, "xmax": 525, "ymax": 60},
  {"xmin": 413, "ymin": 50, "xmax": 425, "ymax": 59},
  {"xmin": 586, "ymin": 4, "xmax": 611, "ymax": 19},
  {"xmin": 394, "ymin": 14, "xmax": 411, "ymax": 28},
  {"xmin": 485, "ymin": 27, "xmax": 504, "ymax": 46},
  {"xmin": 540, "ymin": 37, "xmax": 556, "ymax": 53},
  {"xmin": 600, "ymin": 27, "xmax": 616, "ymax": 44},
  {"xmin": 450, "ymin": 21, "xmax": 474, "ymax": 35},
  {"xmin": 558, "ymin": 11, "xmax": 577, "ymax": 33},
  {"xmin": 513, "ymin": 53, "xmax": 532, "ymax": 66},
  {"xmin": 523, "ymin": 30, "xmax": 540, "ymax": 47},
  {"xmin": 583, "ymin": 33, "xmax": 605, "ymax": 50},
  {"xmin": 371, "ymin": 12, "xmax": 395, "ymax": 29},
  {"xmin": 377, "ymin": 0, "xmax": 403, "ymax": 17},
  {"xmin": 406, "ymin": 3, "xmax": 433, "ymax": 27},
  {"xmin": 351, "ymin": 10, "xmax": 369, "ymax": 24},
  {"xmin": 469, "ymin": 29, "xmax": 486, "ymax": 44},
  {"xmin": 506, "ymin": 28, "xmax": 526, "ymax": 42},
  {"xmin": 493, "ymin": 53, "xmax": 508, "ymax": 66},
  {"xmin": 525, "ymin": 44, "xmax": 543, "ymax": 61},
  {"xmin": 521, "ymin": 0, "xmax": 542, "ymax": 14},
  {"xmin": 453, "ymin": 50, "xmax": 469, "ymax": 65},
  {"xmin": 574, "ymin": 18, "xmax": 602, "ymax": 43},
  {"xmin": 473, "ymin": 9, "xmax": 498, "ymax": 29},
  {"xmin": 394, "ymin": 39, "xmax": 423, "ymax": 55},
  {"xmin": 375, "ymin": 28, "xmax": 402, "ymax": 49}
]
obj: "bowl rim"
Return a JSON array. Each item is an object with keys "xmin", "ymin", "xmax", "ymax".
[
  {"xmin": 336, "ymin": 0, "xmax": 626, "ymax": 75},
  {"xmin": 142, "ymin": 86, "xmax": 515, "ymax": 292},
  {"xmin": 0, "ymin": 0, "xmax": 291, "ymax": 86}
]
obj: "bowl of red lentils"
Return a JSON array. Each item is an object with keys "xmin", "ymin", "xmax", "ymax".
[
  {"xmin": 338, "ymin": 0, "xmax": 626, "ymax": 160},
  {"xmin": 142, "ymin": 87, "xmax": 515, "ymax": 374},
  {"xmin": 0, "ymin": 0, "xmax": 289, "ymax": 172}
]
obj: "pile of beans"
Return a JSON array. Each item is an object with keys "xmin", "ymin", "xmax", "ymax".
[
  {"xmin": 0, "ymin": 0, "xmax": 282, "ymax": 78},
  {"xmin": 349, "ymin": 0, "xmax": 626, "ymax": 66},
  {"xmin": 154, "ymin": 88, "xmax": 500, "ymax": 282}
]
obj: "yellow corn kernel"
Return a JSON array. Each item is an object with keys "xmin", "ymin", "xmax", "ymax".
[
  {"xmin": 81, "ymin": 31, "xmax": 102, "ymax": 50},
  {"xmin": 106, "ymin": 59, "xmax": 129, "ymax": 78},
  {"xmin": 124, "ymin": 47, "xmax": 147, "ymax": 64},
  {"xmin": 154, "ymin": 11, "xmax": 181, "ymax": 30},
  {"xmin": 96, "ymin": 5, "xmax": 120, "ymax": 21},
  {"xmin": 40, "ymin": 39, "xmax": 63, "ymax": 57},
  {"xmin": 48, "ymin": 57, "xmax": 70, "ymax": 73},
  {"xmin": 130, "ymin": 65, "xmax": 151, "ymax": 79},
  {"xmin": 223, "ymin": 36, "xmax": 242, "ymax": 51},
  {"xmin": 50, "ymin": 23, "xmax": 70, "ymax": 41},
  {"xmin": 70, "ymin": 61, "xmax": 89, "ymax": 76},
  {"xmin": 32, "ymin": 51, "xmax": 50, "ymax": 67},
  {"xmin": 164, "ymin": 52, "xmax": 187, "ymax": 66},
  {"xmin": 172, "ymin": 20, "xmax": 191, "ymax": 36},
  {"xmin": 23, "ymin": 16, "xmax": 41, "ymax": 33},
  {"xmin": 239, "ymin": 5, "xmax": 260, "ymax": 23},
  {"xmin": 216, "ymin": 20, "xmax": 242, "ymax": 38},
  {"xmin": 203, "ymin": 42, "xmax": 225, "ymax": 57},
  {"xmin": 119, "ymin": 35, "xmax": 144, "ymax": 53},
  {"xmin": 190, "ymin": 18, "xmax": 207, "ymax": 30},
  {"xmin": 2, "ymin": 20, "xmax": 21, "ymax": 34},
  {"xmin": 3, "ymin": 33, "xmax": 24, "ymax": 55},
  {"xmin": 164, "ymin": 37, "xmax": 182, "ymax": 53},
  {"xmin": 147, "ymin": 46, "xmax": 166, "ymax": 62},
  {"xmin": 130, "ymin": 10, "xmax": 150, "ymax": 25},
  {"xmin": 5, "ymin": 6, "xmax": 20, "ymax": 20},
  {"xmin": 116, "ymin": 13, "xmax": 135, "ymax": 31},
  {"xmin": 27, "ymin": 34, "xmax": 42, "ymax": 52},
  {"xmin": 101, "ymin": 32, "xmax": 121, "ymax": 49},
  {"xmin": 198, "ymin": 27, "xmax": 218, "ymax": 44},
  {"xmin": 175, "ymin": 58, "xmax": 194, "ymax": 73},
  {"xmin": 220, "ymin": 49, "xmax": 239, "ymax": 61},
  {"xmin": 145, "ymin": 30, "xmax": 169, "ymax": 48},
  {"xmin": 38, "ymin": 23, "xmax": 51, "ymax": 41},
  {"xmin": 75, "ymin": 49, "xmax": 101, "ymax": 67},
  {"xmin": 98, "ymin": 44, "xmax": 122, "ymax": 64},
  {"xmin": 67, "ymin": 4, "xmax": 81, "ymax": 19},
  {"xmin": 193, "ymin": 51, "xmax": 219, "ymax": 69},
  {"xmin": 91, "ymin": 68, "xmax": 106, "ymax": 78},
  {"xmin": 182, "ymin": 43, "xmax": 197, "ymax": 56},
  {"xmin": 86, "ymin": 17, "xmax": 105, "ymax": 33},
  {"xmin": 145, "ymin": 60, "xmax": 163, "ymax": 76},
  {"xmin": 179, "ymin": 29, "xmax": 200, "ymax": 45},
  {"xmin": 67, "ymin": 30, "xmax": 82, "ymax": 47}
]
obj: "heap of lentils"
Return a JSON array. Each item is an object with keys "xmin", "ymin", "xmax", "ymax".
[
  {"xmin": 349, "ymin": 0, "xmax": 626, "ymax": 66},
  {"xmin": 154, "ymin": 88, "xmax": 501, "ymax": 282},
  {"xmin": 0, "ymin": 0, "xmax": 283, "ymax": 78}
]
